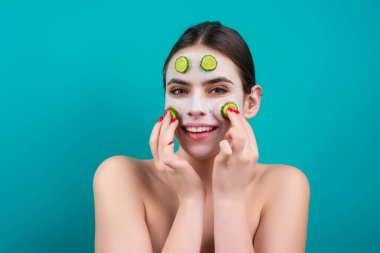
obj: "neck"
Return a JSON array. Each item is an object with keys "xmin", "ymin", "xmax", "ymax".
[{"xmin": 175, "ymin": 146, "xmax": 216, "ymax": 196}]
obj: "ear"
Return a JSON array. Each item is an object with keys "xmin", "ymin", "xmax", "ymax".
[{"xmin": 243, "ymin": 84, "xmax": 263, "ymax": 119}]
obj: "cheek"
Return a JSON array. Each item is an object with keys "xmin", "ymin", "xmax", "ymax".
[
  {"xmin": 165, "ymin": 94, "xmax": 242, "ymax": 122},
  {"xmin": 211, "ymin": 97, "xmax": 241, "ymax": 121},
  {"xmin": 212, "ymin": 99, "xmax": 228, "ymax": 121},
  {"xmin": 165, "ymin": 97, "xmax": 186, "ymax": 118}
]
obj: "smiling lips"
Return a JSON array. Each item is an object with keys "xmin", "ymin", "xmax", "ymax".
[
  {"xmin": 182, "ymin": 126, "xmax": 217, "ymax": 132},
  {"xmin": 181, "ymin": 123, "xmax": 218, "ymax": 133},
  {"xmin": 181, "ymin": 125, "xmax": 219, "ymax": 141}
]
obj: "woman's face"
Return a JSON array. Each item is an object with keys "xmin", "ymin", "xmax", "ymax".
[{"xmin": 165, "ymin": 44, "xmax": 245, "ymax": 160}]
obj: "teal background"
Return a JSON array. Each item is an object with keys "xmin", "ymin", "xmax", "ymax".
[{"xmin": 1, "ymin": 0, "xmax": 379, "ymax": 252}]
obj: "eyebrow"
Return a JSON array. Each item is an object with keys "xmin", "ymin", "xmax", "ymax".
[{"xmin": 167, "ymin": 77, "xmax": 234, "ymax": 87}]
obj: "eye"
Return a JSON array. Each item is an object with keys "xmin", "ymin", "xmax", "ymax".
[
  {"xmin": 210, "ymin": 86, "xmax": 227, "ymax": 94},
  {"xmin": 169, "ymin": 86, "xmax": 228, "ymax": 95},
  {"xmin": 170, "ymin": 88, "xmax": 187, "ymax": 95}
]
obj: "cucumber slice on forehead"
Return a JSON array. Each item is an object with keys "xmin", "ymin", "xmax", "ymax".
[
  {"xmin": 167, "ymin": 107, "xmax": 178, "ymax": 119},
  {"xmin": 200, "ymin": 55, "xmax": 217, "ymax": 71},
  {"xmin": 221, "ymin": 102, "xmax": 238, "ymax": 119},
  {"xmin": 174, "ymin": 56, "xmax": 189, "ymax": 73}
]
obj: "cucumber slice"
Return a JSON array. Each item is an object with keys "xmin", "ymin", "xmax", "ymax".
[
  {"xmin": 221, "ymin": 102, "xmax": 238, "ymax": 119},
  {"xmin": 200, "ymin": 55, "xmax": 217, "ymax": 71},
  {"xmin": 167, "ymin": 107, "xmax": 178, "ymax": 119},
  {"xmin": 174, "ymin": 56, "xmax": 189, "ymax": 73}
]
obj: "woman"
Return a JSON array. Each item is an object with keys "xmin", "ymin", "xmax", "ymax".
[{"xmin": 93, "ymin": 21, "xmax": 310, "ymax": 253}]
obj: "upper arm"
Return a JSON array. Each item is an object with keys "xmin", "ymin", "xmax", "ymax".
[
  {"xmin": 93, "ymin": 155, "xmax": 153, "ymax": 253},
  {"xmin": 253, "ymin": 165, "xmax": 310, "ymax": 253}
]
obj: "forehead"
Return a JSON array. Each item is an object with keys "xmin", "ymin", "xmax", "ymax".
[{"xmin": 165, "ymin": 45, "xmax": 241, "ymax": 85}]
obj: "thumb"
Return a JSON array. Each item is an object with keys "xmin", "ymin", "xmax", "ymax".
[{"xmin": 216, "ymin": 139, "xmax": 232, "ymax": 163}]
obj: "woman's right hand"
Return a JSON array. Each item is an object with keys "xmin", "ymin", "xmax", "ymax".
[{"xmin": 149, "ymin": 109, "xmax": 206, "ymax": 203}]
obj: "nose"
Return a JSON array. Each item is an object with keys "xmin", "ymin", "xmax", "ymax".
[
  {"xmin": 187, "ymin": 109, "xmax": 206, "ymax": 118},
  {"xmin": 187, "ymin": 94, "xmax": 207, "ymax": 118}
]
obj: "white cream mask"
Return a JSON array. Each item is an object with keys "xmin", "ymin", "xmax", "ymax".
[{"xmin": 164, "ymin": 45, "xmax": 245, "ymax": 159}]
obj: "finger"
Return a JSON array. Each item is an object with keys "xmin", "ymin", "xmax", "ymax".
[
  {"xmin": 158, "ymin": 110, "xmax": 176, "ymax": 159},
  {"xmin": 226, "ymin": 108, "xmax": 245, "ymax": 136},
  {"xmin": 163, "ymin": 117, "xmax": 178, "ymax": 145},
  {"xmin": 216, "ymin": 139, "xmax": 233, "ymax": 163},
  {"xmin": 160, "ymin": 109, "xmax": 172, "ymax": 133},
  {"xmin": 162, "ymin": 153, "xmax": 187, "ymax": 171},
  {"xmin": 149, "ymin": 116, "xmax": 164, "ymax": 162},
  {"xmin": 224, "ymin": 127, "xmax": 245, "ymax": 154},
  {"xmin": 234, "ymin": 111, "xmax": 257, "ymax": 152},
  {"xmin": 158, "ymin": 109, "xmax": 172, "ymax": 147},
  {"xmin": 161, "ymin": 118, "xmax": 179, "ymax": 159}
]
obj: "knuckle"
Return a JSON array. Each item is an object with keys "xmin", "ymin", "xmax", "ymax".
[
  {"xmin": 149, "ymin": 143, "xmax": 156, "ymax": 152},
  {"xmin": 236, "ymin": 134, "xmax": 245, "ymax": 141},
  {"xmin": 231, "ymin": 132, "xmax": 243, "ymax": 141},
  {"xmin": 253, "ymin": 150, "xmax": 259, "ymax": 160},
  {"xmin": 161, "ymin": 157, "xmax": 171, "ymax": 167},
  {"xmin": 239, "ymin": 154, "xmax": 251, "ymax": 164},
  {"xmin": 156, "ymin": 161, "xmax": 167, "ymax": 172},
  {"xmin": 149, "ymin": 136, "xmax": 156, "ymax": 145},
  {"xmin": 222, "ymin": 150, "xmax": 233, "ymax": 158},
  {"xmin": 230, "ymin": 128, "xmax": 238, "ymax": 134}
]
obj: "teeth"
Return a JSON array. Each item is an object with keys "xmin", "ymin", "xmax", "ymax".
[{"xmin": 185, "ymin": 127, "xmax": 215, "ymax": 133}]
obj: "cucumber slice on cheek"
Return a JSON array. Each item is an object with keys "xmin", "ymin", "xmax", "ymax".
[
  {"xmin": 221, "ymin": 102, "xmax": 238, "ymax": 120},
  {"xmin": 167, "ymin": 107, "xmax": 178, "ymax": 119}
]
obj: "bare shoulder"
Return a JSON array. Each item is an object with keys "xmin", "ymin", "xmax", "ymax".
[
  {"xmin": 266, "ymin": 163, "xmax": 309, "ymax": 179},
  {"xmin": 259, "ymin": 163, "xmax": 309, "ymax": 189},
  {"xmin": 93, "ymin": 155, "xmax": 155, "ymax": 252},
  {"xmin": 93, "ymin": 155, "xmax": 153, "ymax": 198},
  {"xmin": 260, "ymin": 163, "xmax": 310, "ymax": 201},
  {"xmin": 252, "ymin": 164, "xmax": 310, "ymax": 252},
  {"xmin": 94, "ymin": 155, "xmax": 148, "ymax": 179}
]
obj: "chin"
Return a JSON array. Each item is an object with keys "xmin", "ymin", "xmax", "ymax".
[
  {"xmin": 180, "ymin": 142, "xmax": 220, "ymax": 161},
  {"xmin": 174, "ymin": 127, "xmax": 225, "ymax": 160}
]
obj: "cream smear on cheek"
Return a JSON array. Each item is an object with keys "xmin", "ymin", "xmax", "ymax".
[{"xmin": 164, "ymin": 48, "xmax": 245, "ymax": 159}]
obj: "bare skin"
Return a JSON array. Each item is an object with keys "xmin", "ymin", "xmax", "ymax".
[
  {"xmin": 94, "ymin": 45, "xmax": 310, "ymax": 253},
  {"xmin": 93, "ymin": 100, "xmax": 310, "ymax": 252},
  {"xmin": 126, "ymin": 156, "xmax": 279, "ymax": 253},
  {"xmin": 94, "ymin": 154, "xmax": 309, "ymax": 253}
]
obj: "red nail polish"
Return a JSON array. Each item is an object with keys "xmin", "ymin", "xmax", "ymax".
[
  {"xmin": 170, "ymin": 118, "xmax": 177, "ymax": 123},
  {"xmin": 227, "ymin": 107, "xmax": 234, "ymax": 112},
  {"xmin": 234, "ymin": 109, "xmax": 240, "ymax": 114},
  {"xmin": 164, "ymin": 110, "xmax": 168, "ymax": 116},
  {"xmin": 157, "ymin": 116, "xmax": 163, "ymax": 122},
  {"xmin": 168, "ymin": 141, "xmax": 174, "ymax": 145}
]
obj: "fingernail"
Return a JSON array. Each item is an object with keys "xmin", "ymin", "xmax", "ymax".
[
  {"xmin": 168, "ymin": 141, "xmax": 174, "ymax": 145},
  {"xmin": 157, "ymin": 116, "xmax": 163, "ymax": 122},
  {"xmin": 164, "ymin": 109, "xmax": 168, "ymax": 116},
  {"xmin": 227, "ymin": 107, "xmax": 234, "ymax": 112},
  {"xmin": 170, "ymin": 118, "xmax": 177, "ymax": 124},
  {"xmin": 233, "ymin": 109, "xmax": 240, "ymax": 114}
]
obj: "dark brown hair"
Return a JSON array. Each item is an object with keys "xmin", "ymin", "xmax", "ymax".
[{"xmin": 163, "ymin": 21, "xmax": 256, "ymax": 95}]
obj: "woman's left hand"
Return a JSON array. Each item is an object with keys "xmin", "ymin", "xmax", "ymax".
[{"xmin": 212, "ymin": 107, "xmax": 259, "ymax": 201}]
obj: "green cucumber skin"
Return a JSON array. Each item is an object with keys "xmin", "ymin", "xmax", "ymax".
[
  {"xmin": 200, "ymin": 55, "xmax": 217, "ymax": 71},
  {"xmin": 167, "ymin": 107, "xmax": 178, "ymax": 119},
  {"xmin": 221, "ymin": 102, "xmax": 238, "ymax": 119},
  {"xmin": 175, "ymin": 56, "xmax": 189, "ymax": 73}
]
